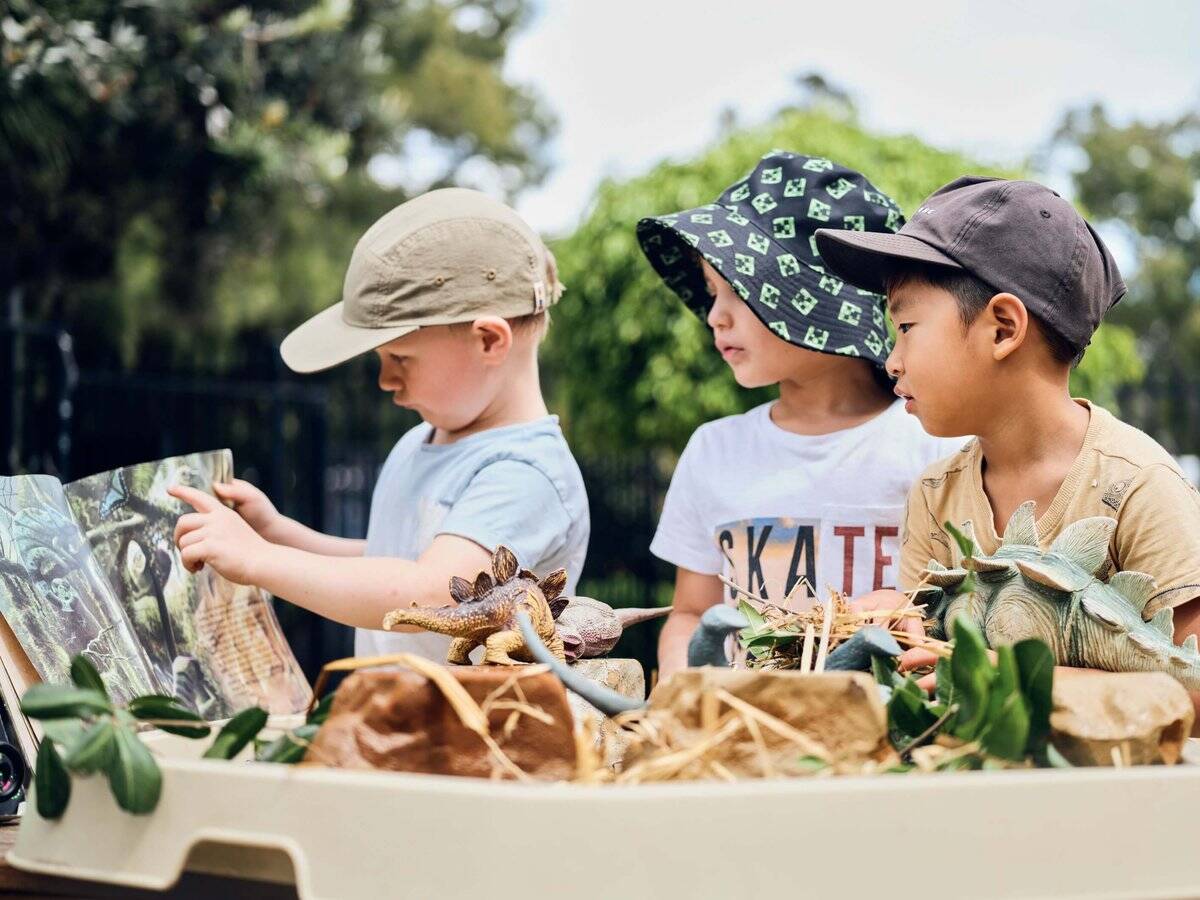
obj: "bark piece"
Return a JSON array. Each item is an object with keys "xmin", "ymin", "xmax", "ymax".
[
  {"xmin": 1050, "ymin": 669, "xmax": 1193, "ymax": 766},
  {"xmin": 304, "ymin": 666, "xmax": 576, "ymax": 780},
  {"xmin": 564, "ymin": 658, "xmax": 645, "ymax": 768}
]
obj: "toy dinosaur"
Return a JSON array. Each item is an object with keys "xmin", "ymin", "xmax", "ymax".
[
  {"xmin": 381, "ymin": 546, "xmax": 568, "ymax": 665},
  {"xmin": 918, "ymin": 501, "xmax": 1200, "ymax": 691},
  {"xmin": 556, "ymin": 597, "xmax": 672, "ymax": 662}
]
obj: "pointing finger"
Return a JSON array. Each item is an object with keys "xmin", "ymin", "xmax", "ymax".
[{"xmin": 168, "ymin": 484, "xmax": 219, "ymax": 513}]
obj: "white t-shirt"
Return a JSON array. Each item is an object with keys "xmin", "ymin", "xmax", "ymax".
[{"xmin": 650, "ymin": 400, "xmax": 962, "ymax": 609}]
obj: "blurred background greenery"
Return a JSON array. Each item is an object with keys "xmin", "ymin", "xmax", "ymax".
[{"xmin": 3, "ymin": 1, "xmax": 1198, "ymax": 677}]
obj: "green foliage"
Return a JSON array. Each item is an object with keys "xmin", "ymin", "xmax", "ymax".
[
  {"xmin": 882, "ymin": 618, "xmax": 1066, "ymax": 770},
  {"xmin": 23, "ymin": 653, "xmax": 275, "ymax": 819},
  {"xmin": 128, "ymin": 695, "xmax": 211, "ymax": 739},
  {"xmin": 34, "ymin": 740, "xmax": 69, "ymax": 820},
  {"xmin": 203, "ymin": 707, "xmax": 269, "ymax": 760},
  {"xmin": 1070, "ymin": 323, "xmax": 1145, "ymax": 412},
  {"xmin": 1054, "ymin": 104, "xmax": 1198, "ymax": 442},
  {"xmin": 546, "ymin": 107, "xmax": 1018, "ymax": 456},
  {"xmin": 2, "ymin": 0, "xmax": 552, "ymax": 369}
]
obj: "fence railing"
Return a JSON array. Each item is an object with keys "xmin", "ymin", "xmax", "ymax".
[{"xmin": 3, "ymin": 317, "xmax": 674, "ymax": 678}]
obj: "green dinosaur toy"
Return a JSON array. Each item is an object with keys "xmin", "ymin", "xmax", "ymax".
[
  {"xmin": 381, "ymin": 545, "xmax": 569, "ymax": 665},
  {"xmin": 918, "ymin": 501, "xmax": 1200, "ymax": 690}
]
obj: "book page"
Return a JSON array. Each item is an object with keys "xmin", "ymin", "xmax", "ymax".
[
  {"xmin": 66, "ymin": 451, "xmax": 311, "ymax": 716},
  {"xmin": 0, "ymin": 475, "xmax": 158, "ymax": 703}
]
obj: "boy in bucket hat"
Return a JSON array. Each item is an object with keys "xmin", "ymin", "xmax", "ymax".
[
  {"xmin": 170, "ymin": 188, "xmax": 590, "ymax": 662},
  {"xmin": 815, "ymin": 176, "xmax": 1200, "ymax": 668},
  {"xmin": 640, "ymin": 151, "xmax": 961, "ymax": 679}
]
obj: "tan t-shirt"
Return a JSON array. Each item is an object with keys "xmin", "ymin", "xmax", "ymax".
[{"xmin": 900, "ymin": 400, "xmax": 1200, "ymax": 615}]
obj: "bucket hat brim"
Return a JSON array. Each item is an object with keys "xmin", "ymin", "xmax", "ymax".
[
  {"xmin": 815, "ymin": 230, "xmax": 964, "ymax": 296},
  {"xmin": 638, "ymin": 209, "xmax": 893, "ymax": 365}
]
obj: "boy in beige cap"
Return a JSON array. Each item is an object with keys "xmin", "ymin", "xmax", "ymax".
[{"xmin": 170, "ymin": 189, "xmax": 590, "ymax": 662}]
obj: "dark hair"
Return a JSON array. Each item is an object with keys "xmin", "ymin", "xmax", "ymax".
[{"xmin": 885, "ymin": 263, "xmax": 1083, "ymax": 367}]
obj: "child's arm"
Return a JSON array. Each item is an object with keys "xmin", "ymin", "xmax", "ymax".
[
  {"xmin": 212, "ymin": 479, "xmax": 364, "ymax": 557},
  {"xmin": 169, "ymin": 485, "xmax": 489, "ymax": 629},
  {"xmin": 657, "ymin": 567, "xmax": 725, "ymax": 680}
]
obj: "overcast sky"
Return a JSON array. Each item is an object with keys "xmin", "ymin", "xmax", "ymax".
[{"xmin": 503, "ymin": 0, "xmax": 1200, "ymax": 237}]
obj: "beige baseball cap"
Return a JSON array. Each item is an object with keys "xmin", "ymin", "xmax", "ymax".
[{"xmin": 281, "ymin": 187, "xmax": 563, "ymax": 373}]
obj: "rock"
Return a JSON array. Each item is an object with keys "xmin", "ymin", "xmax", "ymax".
[
  {"xmin": 1049, "ymin": 669, "xmax": 1194, "ymax": 766},
  {"xmin": 623, "ymin": 668, "xmax": 895, "ymax": 778},
  {"xmin": 564, "ymin": 658, "xmax": 645, "ymax": 768},
  {"xmin": 304, "ymin": 666, "xmax": 577, "ymax": 780}
]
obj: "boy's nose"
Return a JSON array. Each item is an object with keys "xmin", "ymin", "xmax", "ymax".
[
  {"xmin": 706, "ymin": 296, "xmax": 731, "ymax": 329},
  {"xmin": 885, "ymin": 344, "xmax": 903, "ymax": 378}
]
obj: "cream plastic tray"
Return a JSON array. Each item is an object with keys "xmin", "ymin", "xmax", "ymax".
[{"xmin": 9, "ymin": 725, "xmax": 1200, "ymax": 900}]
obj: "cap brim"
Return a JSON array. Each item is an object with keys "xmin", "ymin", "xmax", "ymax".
[
  {"xmin": 280, "ymin": 302, "xmax": 419, "ymax": 373},
  {"xmin": 815, "ymin": 230, "xmax": 963, "ymax": 295}
]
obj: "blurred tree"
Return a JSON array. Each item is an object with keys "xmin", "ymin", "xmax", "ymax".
[
  {"xmin": 547, "ymin": 104, "xmax": 1144, "ymax": 457},
  {"xmin": 1052, "ymin": 103, "xmax": 1198, "ymax": 450},
  {"xmin": 1, "ymin": 0, "xmax": 553, "ymax": 369}
]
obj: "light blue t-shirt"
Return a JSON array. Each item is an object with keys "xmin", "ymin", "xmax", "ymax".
[{"xmin": 354, "ymin": 415, "xmax": 590, "ymax": 661}]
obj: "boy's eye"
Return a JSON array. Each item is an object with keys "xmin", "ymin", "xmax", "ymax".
[{"xmin": 896, "ymin": 323, "xmax": 913, "ymax": 334}]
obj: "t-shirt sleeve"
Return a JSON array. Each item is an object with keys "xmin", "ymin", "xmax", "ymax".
[
  {"xmin": 899, "ymin": 481, "xmax": 941, "ymax": 590},
  {"xmin": 437, "ymin": 459, "xmax": 572, "ymax": 573},
  {"xmin": 1113, "ymin": 463, "xmax": 1200, "ymax": 614},
  {"xmin": 649, "ymin": 437, "xmax": 724, "ymax": 575}
]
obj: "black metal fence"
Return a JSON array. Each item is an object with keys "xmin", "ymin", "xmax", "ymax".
[{"xmin": 2, "ymin": 315, "xmax": 673, "ymax": 679}]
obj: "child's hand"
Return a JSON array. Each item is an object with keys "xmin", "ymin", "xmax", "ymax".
[
  {"xmin": 212, "ymin": 478, "xmax": 280, "ymax": 539},
  {"xmin": 169, "ymin": 484, "xmax": 270, "ymax": 585},
  {"xmin": 850, "ymin": 589, "xmax": 926, "ymax": 640}
]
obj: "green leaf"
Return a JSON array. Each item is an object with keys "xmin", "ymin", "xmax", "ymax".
[
  {"xmin": 871, "ymin": 653, "xmax": 902, "ymax": 689},
  {"xmin": 934, "ymin": 657, "xmax": 956, "ymax": 709},
  {"xmin": 257, "ymin": 724, "xmax": 320, "ymax": 764},
  {"xmin": 737, "ymin": 599, "xmax": 766, "ymax": 631},
  {"xmin": 40, "ymin": 719, "xmax": 85, "ymax": 747},
  {"xmin": 942, "ymin": 522, "xmax": 978, "ymax": 595},
  {"xmin": 21, "ymin": 684, "xmax": 112, "ymax": 720},
  {"xmin": 106, "ymin": 727, "xmax": 162, "ymax": 815},
  {"xmin": 1013, "ymin": 639, "xmax": 1055, "ymax": 753},
  {"xmin": 795, "ymin": 755, "xmax": 828, "ymax": 772},
  {"xmin": 69, "ymin": 655, "xmax": 108, "ymax": 699},
  {"xmin": 980, "ymin": 692, "xmax": 1030, "ymax": 761},
  {"xmin": 34, "ymin": 739, "xmax": 71, "ymax": 820},
  {"xmin": 944, "ymin": 521, "xmax": 976, "ymax": 559},
  {"xmin": 203, "ymin": 708, "xmax": 268, "ymax": 760},
  {"xmin": 949, "ymin": 617, "xmax": 993, "ymax": 741},
  {"xmin": 985, "ymin": 644, "xmax": 1020, "ymax": 724},
  {"xmin": 888, "ymin": 676, "xmax": 937, "ymax": 740},
  {"xmin": 306, "ymin": 694, "xmax": 335, "ymax": 726},
  {"xmin": 128, "ymin": 695, "xmax": 211, "ymax": 739},
  {"xmin": 64, "ymin": 721, "xmax": 116, "ymax": 775}
]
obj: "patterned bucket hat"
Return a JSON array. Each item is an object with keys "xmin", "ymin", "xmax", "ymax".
[{"xmin": 637, "ymin": 150, "xmax": 906, "ymax": 366}]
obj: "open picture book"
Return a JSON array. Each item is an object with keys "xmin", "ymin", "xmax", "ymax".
[{"xmin": 0, "ymin": 449, "xmax": 312, "ymax": 762}]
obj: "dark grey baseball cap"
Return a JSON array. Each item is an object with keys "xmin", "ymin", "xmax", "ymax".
[{"xmin": 814, "ymin": 176, "xmax": 1127, "ymax": 353}]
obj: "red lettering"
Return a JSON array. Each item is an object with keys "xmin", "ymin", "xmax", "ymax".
[
  {"xmin": 834, "ymin": 526, "xmax": 865, "ymax": 595},
  {"xmin": 874, "ymin": 526, "xmax": 899, "ymax": 590}
]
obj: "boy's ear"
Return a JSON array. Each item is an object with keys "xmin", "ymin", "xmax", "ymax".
[
  {"xmin": 471, "ymin": 316, "xmax": 513, "ymax": 362},
  {"xmin": 983, "ymin": 293, "xmax": 1029, "ymax": 362}
]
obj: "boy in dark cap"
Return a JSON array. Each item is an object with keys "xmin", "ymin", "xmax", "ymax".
[{"xmin": 816, "ymin": 176, "xmax": 1200, "ymax": 670}]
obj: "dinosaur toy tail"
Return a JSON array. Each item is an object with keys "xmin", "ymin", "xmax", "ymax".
[
  {"xmin": 515, "ymin": 611, "xmax": 646, "ymax": 717},
  {"xmin": 614, "ymin": 605, "xmax": 673, "ymax": 627}
]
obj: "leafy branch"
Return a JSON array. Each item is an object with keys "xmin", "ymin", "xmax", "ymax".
[
  {"xmin": 22, "ymin": 654, "xmax": 332, "ymax": 819},
  {"xmin": 876, "ymin": 617, "xmax": 1068, "ymax": 771}
]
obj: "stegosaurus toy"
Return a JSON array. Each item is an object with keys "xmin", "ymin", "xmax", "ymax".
[
  {"xmin": 382, "ymin": 546, "xmax": 568, "ymax": 665},
  {"xmin": 918, "ymin": 501, "xmax": 1200, "ymax": 690}
]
